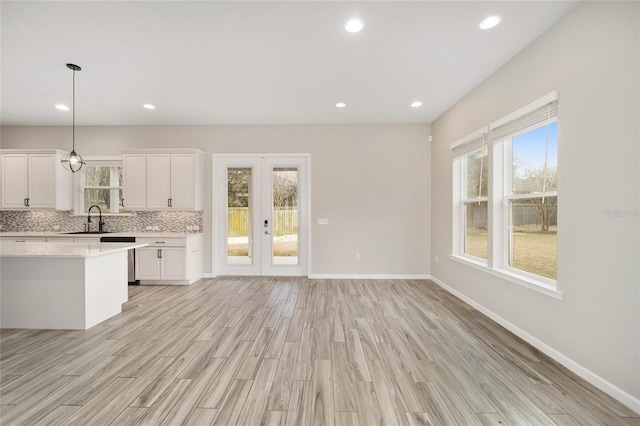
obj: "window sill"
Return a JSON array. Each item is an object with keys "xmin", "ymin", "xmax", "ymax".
[{"xmin": 449, "ymin": 254, "xmax": 563, "ymax": 300}]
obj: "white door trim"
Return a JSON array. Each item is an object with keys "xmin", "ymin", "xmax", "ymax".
[{"xmin": 212, "ymin": 153, "xmax": 311, "ymax": 277}]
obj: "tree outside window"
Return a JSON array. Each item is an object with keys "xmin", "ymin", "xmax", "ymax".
[
  {"xmin": 507, "ymin": 121, "xmax": 558, "ymax": 279},
  {"xmin": 83, "ymin": 165, "xmax": 126, "ymax": 214}
]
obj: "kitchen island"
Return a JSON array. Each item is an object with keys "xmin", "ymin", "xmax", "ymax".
[{"xmin": 0, "ymin": 241, "xmax": 147, "ymax": 330}]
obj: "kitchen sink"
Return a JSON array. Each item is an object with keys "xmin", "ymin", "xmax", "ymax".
[{"xmin": 64, "ymin": 231, "xmax": 113, "ymax": 235}]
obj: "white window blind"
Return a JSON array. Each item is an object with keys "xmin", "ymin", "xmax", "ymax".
[
  {"xmin": 490, "ymin": 91, "xmax": 558, "ymax": 141},
  {"xmin": 450, "ymin": 126, "xmax": 488, "ymax": 157}
]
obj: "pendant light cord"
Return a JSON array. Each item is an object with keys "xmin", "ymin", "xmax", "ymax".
[{"xmin": 72, "ymin": 67, "xmax": 76, "ymax": 151}]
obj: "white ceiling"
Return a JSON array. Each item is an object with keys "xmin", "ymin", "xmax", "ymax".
[{"xmin": 1, "ymin": 1, "xmax": 578, "ymax": 126}]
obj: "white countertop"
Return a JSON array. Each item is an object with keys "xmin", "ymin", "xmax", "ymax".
[
  {"xmin": 0, "ymin": 241, "xmax": 148, "ymax": 258},
  {"xmin": 0, "ymin": 231, "xmax": 202, "ymax": 238}
]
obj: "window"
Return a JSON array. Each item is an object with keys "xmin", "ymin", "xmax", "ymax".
[
  {"xmin": 451, "ymin": 91, "xmax": 559, "ymax": 296},
  {"xmin": 452, "ymin": 127, "xmax": 489, "ymax": 264},
  {"xmin": 77, "ymin": 160, "xmax": 128, "ymax": 215},
  {"xmin": 504, "ymin": 122, "xmax": 558, "ymax": 280},
  {"xmin": 461, "ymin": 147, "xmax": 488, "ymax": 260}
]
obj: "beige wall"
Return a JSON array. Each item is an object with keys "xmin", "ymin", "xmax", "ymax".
[
  {"xmin": 1, "ymin": 123, "xmax": 431, "ymax": 277},
  {"xmin": 431, "ymin": 1, "xmax": 639, "ymax": 408}
]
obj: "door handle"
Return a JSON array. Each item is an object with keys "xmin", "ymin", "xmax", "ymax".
[
  {"xmin": 168, "ymin": 198, "xmax": 173, "ymax": 207},
  {"xmin": 265, "ymin": 231, "xmax": 271, "ymax": 235}
]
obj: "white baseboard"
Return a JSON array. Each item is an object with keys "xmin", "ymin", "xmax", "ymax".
[
  {"xmin": 429, "ymin": 275, "xmax": 640, "ymax": 415},
  {"xmin": 203, "ymin": 273, "xmax": 430, "ymax": 281},
  {"xmin": 308, "ymin": 274, "xmax": 431, "ymax": 280}
]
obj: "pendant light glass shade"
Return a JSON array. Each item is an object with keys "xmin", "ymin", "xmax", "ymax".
[
  {"xmin": 61, "ymin": 63, "xmax": 85, "ymax": 173},
  {"xmin": 61, "ymin": 149, "xmax": 84, "ymax": 173}
]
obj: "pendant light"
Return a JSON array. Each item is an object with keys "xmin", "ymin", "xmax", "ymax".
[{"xmin": 61, "ymin": 63, "xmax": 85, "ymax": 173}]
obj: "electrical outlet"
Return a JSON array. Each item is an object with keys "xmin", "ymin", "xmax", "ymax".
[
  {"xmin": 152, "ymin": 225, "xmax": 159, "ymax": 231},
  {"xmin": 193, "ymin": 225, "xmax": 199, "ymax": 231},
  {"xmin": 53, "ymin": 225, "xmax": 60, "ymax": 230},
  {"xmin": 355, "ymin": 253, "xmax": 360, "ymax": 261},
  {"xmin": 145, "ymin": 226, "xmax": 152, "ymax": 231},
  {"xmin": 435, "ymin": 256, "xmax": 439, "ymax": 263},
  {"xmin": 187, "ymin": 225, "xmax": 193, "ymax": 231}
]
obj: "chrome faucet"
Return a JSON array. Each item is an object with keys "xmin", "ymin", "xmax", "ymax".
[{"xmin": 87, "ymin": 205, "xmax": 105, "ymax": 233}]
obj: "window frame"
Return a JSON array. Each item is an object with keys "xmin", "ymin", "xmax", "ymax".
[
  {"xmin": 73, "ymin": 156, "xmax": 132, "ymax": 216},
  {"xmin": 496, "ymin": 122, "xmax": 558, "ymax": 286},
  {"xmin": 450, "ymin": 92, "xmax": 563, "ymax": 299},
  {"xmin": 454, "ymin": 145, "xmax": 489, "ymax": 264}
]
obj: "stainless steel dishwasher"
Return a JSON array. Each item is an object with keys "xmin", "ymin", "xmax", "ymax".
[{"xmin": 100, "ymin": 236, "xmax": 138, "ymax": 284}]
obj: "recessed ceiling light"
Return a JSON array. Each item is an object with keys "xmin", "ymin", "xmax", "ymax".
[
  {"xmin": 479, "ymin": 15, "xmax": 501, "ymax": 30},
  {"xmin": 143, "ymin": 104, "xmax": 156, "ymax": 110},
  {"xmin": 55, "ymin": 104, "xmax": 69, "ymax": 111},
  {"xmin": 336, "ymin": 102, "xmax": 346, "ymax": 108},
  {"xmin": 411, "ymin": 101, "xmax": 423, "ymax": 108},
  {"xmin": 345, "ymin": 19, "xmax": 364, "ymax": 33}
]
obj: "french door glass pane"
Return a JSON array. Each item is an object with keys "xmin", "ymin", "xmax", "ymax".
[
  {"xmin": 227, "ymin": 168, "xmax": 252, "ymax": 264},
  {"xmin": 464, "ymin": 201, "xmax": 488, "ymax": 260},
  {"xmin": 272, "ymin": 167, "xmax": 298, "ymax": 265},
  {"xmin": 508, "ymin": 196, "xmax": 557, "ymax": 279}
]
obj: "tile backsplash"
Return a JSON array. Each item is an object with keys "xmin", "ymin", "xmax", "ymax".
[{"xmin": 0, "ymin": 210, "xmax": 203, "ymax": 233}]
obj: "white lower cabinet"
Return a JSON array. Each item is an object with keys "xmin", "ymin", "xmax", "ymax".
[
  {"xmin": 135, "ymin": 234, "xmax": 202, "ymax": 285},
  {"xmin": 135, "ymin": 246, "xmax": 185, "ymax": 281},
  {"xmin": 159, "ymin": 247, "xmax": 186, "ymax": 280},
  {"xmin": 136, "ymin": 247, "xmax": 167, "ymax": 280}
]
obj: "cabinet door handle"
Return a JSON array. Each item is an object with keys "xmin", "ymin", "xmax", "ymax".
[
  {"xmin": 121, "ymin": 198, "xmax": 125, "ymax": 207},
  {"xmin": 157, "ymin": 249, "xmax": 163, "ymax": 258},
  {"xmin": 168, "ymin": 198, "xmax": 173, "ymax": 207}
]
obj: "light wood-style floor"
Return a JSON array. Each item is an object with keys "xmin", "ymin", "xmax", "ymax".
[{"xmin": 1, "ymin": 277, "xmax": 638, "ymax": 425}]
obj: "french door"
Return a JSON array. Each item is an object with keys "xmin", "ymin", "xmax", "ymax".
[{"xmin": 214, "ymin": 155, "xmax": 308, "ymax": 276}]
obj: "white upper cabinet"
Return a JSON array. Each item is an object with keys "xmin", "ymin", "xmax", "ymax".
[
  {"xmin": 122, "ymin": 154, "xmax": 147, "ymax": 210},
  {"xmin": 0, "ymin": 150, "xmax": 72, "ymax": 210},
  {"xmin": 170, "ymin": 154, "xmax": 198, "ymax": 210},
  {"xmin": 123, "ymin": 149, "xmax": 203, "ymax": 211},
  {"xmin": 146, "ymin": 154, "xmax": 172, "ymax": 209}
]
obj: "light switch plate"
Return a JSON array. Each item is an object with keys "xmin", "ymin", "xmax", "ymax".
[{"xmin": 317, "ymin": 218, "xmax": 329, "ymax": 225}]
